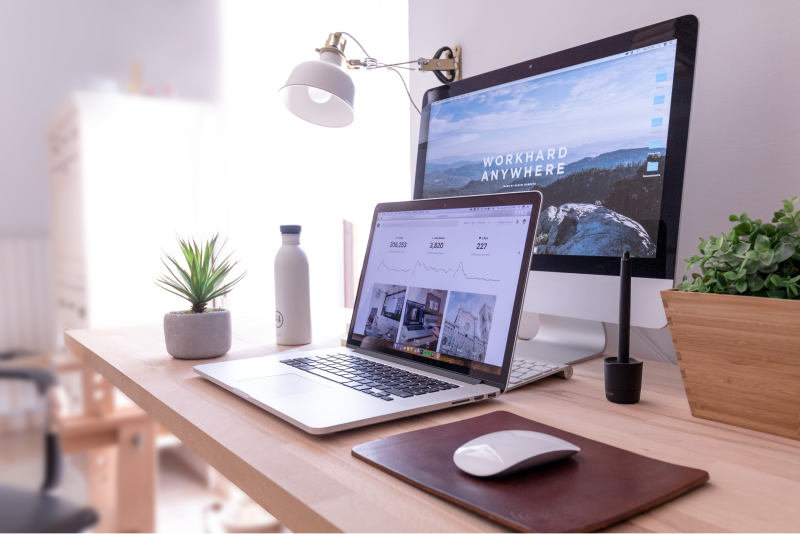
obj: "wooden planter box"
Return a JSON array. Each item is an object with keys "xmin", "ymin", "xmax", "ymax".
[{"xmin": 661, "ymin": 289, "xmax": 800, "ymax": 440}]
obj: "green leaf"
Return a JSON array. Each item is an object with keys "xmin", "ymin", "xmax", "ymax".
[
  {"xmin": 758, "ymin": 262, "xmax": 779, "ymax": 273},
  {"xmin": 155, "ymin": 233, "xmax": 246, "ymax": 308},
  {"xmin": 767, "ymin": 290, "xmax": 786, "ymax": 299},
  {"xmin": 724, "ymin": 270, "xmax": 738, "ymax": 280},
  {"xmin": 774, "ymin": 243, "xmax": 794, "ymax": 263},
  {"xmin": 765, "ymin": 274, "xmax": 781, "ymax": 289},
  {"xmin": 734, "ymin": 242, "xmax": 750, "ymax": 255},
  {"xmin": 734, "ymin": 222, "xmax": 751, "ymax": 236},
  {"xmin": 762, "ymin": 223, "xmax": 777, "ymax": 236},
  {"xmin": 729, "ymin": 214, "xmax": 739, "ymax": 222},
  {"xmin": 748, "ymin": 276, "xmax": 765, "ymax": 292},
  {"xmin": 758, "ymin": 249, "xmax": 775, "ymax": 265},
  {"xmin": 745, "ymin": 250, "xmax": 759, "ymax": 260},
  {"xmin": 735, "ymin": 280, "xmax": 747, "ymax": 293},
  {"xmin": 754, "ymin": 234, "xmax": 771, "ymax": 253}
]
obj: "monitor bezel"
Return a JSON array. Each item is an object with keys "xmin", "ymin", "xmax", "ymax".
[
  {"xmin": 412, "ymin": 15, "xmax": 698, "ymax": 280},
  {"xmin": 346, "ymin": 191, "xmax": 543, "ymax": 390}
]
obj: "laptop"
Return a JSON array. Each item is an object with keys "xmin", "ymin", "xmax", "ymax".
[{"xmin": 195, "ymin": 191, "xmax": 543, "ymax": 434}]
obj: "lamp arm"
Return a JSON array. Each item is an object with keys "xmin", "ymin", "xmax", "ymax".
[{"xmin": 328, "ymin": 32, "xmax": 461, "ymax": 114}]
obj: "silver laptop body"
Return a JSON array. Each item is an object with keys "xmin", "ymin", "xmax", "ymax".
[{"xmin": 195, "ymin": 192, "xmax": 542, "ymax": 434}]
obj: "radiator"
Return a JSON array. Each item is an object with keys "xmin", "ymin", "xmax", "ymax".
[{"xmin": 0, "ymin": 239, "xmax": 57, "ymax": 353}]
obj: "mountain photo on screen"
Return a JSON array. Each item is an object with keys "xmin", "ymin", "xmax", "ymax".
[
  {"xmin": 438, "ymin": 292, "xmax": 497, "ymax": 363},
  {"xmin": 422, "ymin": 42, "xmax": 678, "ymax": 258}
]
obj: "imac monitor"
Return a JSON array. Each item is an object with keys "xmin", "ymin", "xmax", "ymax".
[
  {"xmin": 404, "ymin": 301, "xmax": 425, "ymax": 326},
  {"xmin": 382, "ymin": 290, "xmax": 406, "ymax": 321},
  {"xmin": 413, "ymin": 16, "xmax": 698, "ymax": 363}
]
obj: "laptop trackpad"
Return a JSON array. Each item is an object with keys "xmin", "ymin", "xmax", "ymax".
[{"xmin": 237, "ymin": 373, "xmax": 330, "ymax": 399}]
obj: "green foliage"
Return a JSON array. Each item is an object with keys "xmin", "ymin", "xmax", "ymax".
[
  {"xmin": 676, "ymin": 197, "xmax": 800, "ymax": 299},
  {"xmin": 156, "ymin": 234, "xmax": 246, "ymax": 313}
]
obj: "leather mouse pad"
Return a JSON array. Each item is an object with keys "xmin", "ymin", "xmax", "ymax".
[{"xmin": 352, "ymin": 411, "xmax": 708, "ymax": 532}]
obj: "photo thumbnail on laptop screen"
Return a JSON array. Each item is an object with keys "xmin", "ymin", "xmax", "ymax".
[
  {"xmin": 421, "ymin": 40, "xmax": 678, "ymax": 258},
  {"xmin": 352, "ymin": 205, "xmax": 533, "ymax": 375}
]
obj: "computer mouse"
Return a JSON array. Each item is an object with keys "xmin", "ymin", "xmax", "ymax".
[{"xmin": 453, "ymin": 430, "xmax": 580, "ymax": 477}]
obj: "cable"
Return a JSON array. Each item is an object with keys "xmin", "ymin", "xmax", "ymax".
[
  {"xmin": 340, "ymin": 32, "xmax": 371, "ymax": 58},
  {"xmin": 389, "ymin": 67, "xmax": 421, "ymax": 115}
]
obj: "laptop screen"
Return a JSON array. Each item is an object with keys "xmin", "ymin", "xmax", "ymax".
[{"xmin": 350, "ymin": 201, "xmax": 535, "ymax": 380}]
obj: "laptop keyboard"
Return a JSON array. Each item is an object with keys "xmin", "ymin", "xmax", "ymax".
[{"xmin": 280, "ymin": 353, "xmax": 460, "ymax": 401}]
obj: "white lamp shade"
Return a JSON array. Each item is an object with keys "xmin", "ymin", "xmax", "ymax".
[{"xmin": 279, "ymin": 51, "xmax": 355, "ymax": 128}]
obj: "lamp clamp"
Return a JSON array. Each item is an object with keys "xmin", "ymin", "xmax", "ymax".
[{"xmin": 418, "ymin": 45, "xmax": 462, "ymax": 81}]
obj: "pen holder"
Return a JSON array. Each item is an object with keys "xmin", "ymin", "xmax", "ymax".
[{"xmin": 604, "ymin": 357, "xmax": 643, "ymax": 404}]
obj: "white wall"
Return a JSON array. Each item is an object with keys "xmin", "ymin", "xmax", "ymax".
[
  {"xmin": 0, "ymin": 0, "xmax": 220, "ymax": 239},
  {"xmin": 409, "ymin": 0, "xmax": 800, "ymax": 363},
  {"xmin": 221, "ymin": 1, "xmax": 410, "ymax": 338}
]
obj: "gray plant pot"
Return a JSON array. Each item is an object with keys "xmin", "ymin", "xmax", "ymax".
[{"xmin": 163, "ymin": 309, "xmax": 232, "ymax": 359}]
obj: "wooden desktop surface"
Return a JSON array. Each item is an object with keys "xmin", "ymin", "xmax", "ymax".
[{"xmin": 65, "ymin": 323, "xmax": 800, "ymax": 533}]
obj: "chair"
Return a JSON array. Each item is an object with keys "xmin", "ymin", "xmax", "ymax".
[{"xmin": 0, "ymin": 367, "xmax": 98, "ymax": 533}]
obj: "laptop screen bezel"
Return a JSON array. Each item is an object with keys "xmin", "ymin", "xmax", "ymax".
[{"xmin": 346, "ymin": 191, "xmax": 543, "ymax": 390}]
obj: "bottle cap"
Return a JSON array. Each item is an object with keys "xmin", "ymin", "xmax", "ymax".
[{"xmin": 280, "ymin": 225, "xmax": 302, "ymax": 235}]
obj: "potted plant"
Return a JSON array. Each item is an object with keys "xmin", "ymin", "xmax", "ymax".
[
  {"xmin": 156, "ymin": 234, "xmax": 246, "ymax": 359},
  {"xmin": 661, "ymin": 196, "xmax": 800, "ymax": 440}
]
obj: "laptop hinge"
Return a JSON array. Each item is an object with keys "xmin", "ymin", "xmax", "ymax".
[{"xmin": 351, "ymin": 347, "xmax": 483, "ymax": 385}]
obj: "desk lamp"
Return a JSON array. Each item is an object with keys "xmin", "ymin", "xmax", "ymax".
[{"xmin": 279, "ymin": 32, "xmax": 461, "ymax": 127}]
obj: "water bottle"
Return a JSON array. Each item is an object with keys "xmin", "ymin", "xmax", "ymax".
[{"xmin": 274, "ymin": 225, "xmax": 312, "ymax": 345}]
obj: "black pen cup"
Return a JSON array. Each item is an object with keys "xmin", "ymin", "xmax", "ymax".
[{"xmin": 604, "ymin": 357, "xmax": 643, "ymax": 404}]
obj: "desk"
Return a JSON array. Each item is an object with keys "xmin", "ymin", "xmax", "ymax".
[{"xmin": 65, "ymin": 324, "xmax": 800, "ymax": 532}]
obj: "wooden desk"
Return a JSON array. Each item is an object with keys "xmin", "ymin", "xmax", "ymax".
[{"xmin": 65, "ymin": 325, "xmax": 800, "ymax": 533}]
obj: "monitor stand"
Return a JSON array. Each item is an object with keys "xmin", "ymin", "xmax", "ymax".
[{"xmin": 513, "ymin": 314, "xmax": 609, "ymax": 366}]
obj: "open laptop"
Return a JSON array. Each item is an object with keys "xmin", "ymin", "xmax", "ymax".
[{"xmin": 195, "ymin": 191, "xmax": 543, "ymax": 434}]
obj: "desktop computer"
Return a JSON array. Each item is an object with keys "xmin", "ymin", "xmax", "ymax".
[{"xmin": 413, "ymin": 15, "xmax": 698, "ymax": 365}]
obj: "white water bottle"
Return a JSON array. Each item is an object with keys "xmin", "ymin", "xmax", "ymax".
[{"xmin": 274, "ymin": 225, "xmax": 312, "ymax": 345}]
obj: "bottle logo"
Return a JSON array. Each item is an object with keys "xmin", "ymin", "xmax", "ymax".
[{"xmin": 275, "ymin": 311, "xmax": 284, "ymax": 328}]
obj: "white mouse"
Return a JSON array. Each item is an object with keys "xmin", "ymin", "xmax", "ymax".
[{"xmin": 453, "ymin": 430, "xmax": 580, "ymax": 477}]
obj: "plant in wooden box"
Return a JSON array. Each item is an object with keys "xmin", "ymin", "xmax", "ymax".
[
  {"xmin": 156, "ymin": 234, "xmax": 246, "ymax": 359},
  {"xmin": 662, "ymin": 196, "xmax": 800, "ymax": 440}
]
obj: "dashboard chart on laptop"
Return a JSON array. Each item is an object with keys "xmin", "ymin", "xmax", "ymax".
[{"xmin": 352, "ymin": 204, "xmax": 534, "ymax": 375}]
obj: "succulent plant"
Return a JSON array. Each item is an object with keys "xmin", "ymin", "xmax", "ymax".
[
  {"xmin": 677, "ymin": 196, "xmax": 800, "ymax": 299},
  {"xmin": 156, "ymin": 234, "xmax": 246, "ymax": 313}
]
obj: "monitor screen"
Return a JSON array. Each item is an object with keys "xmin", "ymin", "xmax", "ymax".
[
  {"xmin": 420, "ymin": 40, "xmax": 678, "ymax": 259},
  {"xmin": 404, "ymin": 301, "xmax": 425, "ymax": 325},
  {"xmin": 382, "ymin": 289, "xmax": 406, "ymax": 321},
  {"xmin": 351, "ymin": 202, "xmax": 535, "ymax": 377}
]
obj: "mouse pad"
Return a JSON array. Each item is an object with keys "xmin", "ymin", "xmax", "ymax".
[{"xmin": 352, "ymin": 411, "xmax": 708, "ymax": 532}]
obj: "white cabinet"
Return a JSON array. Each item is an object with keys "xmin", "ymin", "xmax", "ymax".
[{"xmin": 48, "ymin": 94, "xmax": 227, "ymax": 330}]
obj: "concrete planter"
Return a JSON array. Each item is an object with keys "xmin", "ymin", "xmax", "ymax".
[{"xmin": 164, "ymin": 309, "xmax": 231, "ymax": 360}]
